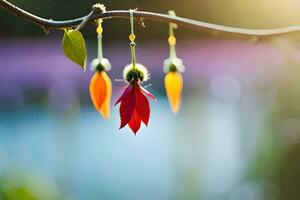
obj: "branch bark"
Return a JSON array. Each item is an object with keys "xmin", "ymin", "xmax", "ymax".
[{"xmin": 1, "ymin": 0, "xmax": 300, "ymax": 37}]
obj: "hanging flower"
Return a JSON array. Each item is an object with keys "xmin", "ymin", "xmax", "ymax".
[
  {"xmin": 89, "ymin": 58, "xmax": 112, "ymax": 119},
  {"xmin": 115, "ymin": 63, "xmax": 156, "ymax": 134},
  {"xmin": 163, "ymin": 15, "xmax": 185, "ymax": 114},
  {"xmin": 164, "ymin": 57, "xmax": 185, "ymax": 114}
]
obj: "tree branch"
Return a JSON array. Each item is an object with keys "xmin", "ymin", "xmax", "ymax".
[{"xmin": 1, "ymin": 0, "xmax": 300, "ymax": 37}]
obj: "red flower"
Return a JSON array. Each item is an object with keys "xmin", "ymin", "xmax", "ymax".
[{"xmin": 115, "ymin": 82, "xmax": 156, "ymax": 134}]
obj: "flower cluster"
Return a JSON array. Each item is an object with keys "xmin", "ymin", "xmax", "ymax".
[{"xmin": 88, "ymin": 10, "xmax": 184, "ymax": 134}]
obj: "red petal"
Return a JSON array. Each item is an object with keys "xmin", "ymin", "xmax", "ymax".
[
  {"xmin": 141, "ymin": 87, "xmax": 156, "ymax": 100},
  {"xmin": 134, "ymin": 84, "xmax": 150, "ymax": 126},
  {"xmin": 119, "ymin": 85, "xmax": 136, "ymax": 129},
  {"xmin": 114, "ymin": 85, "xmax": 133, "ymax": 106},
  {"xmin": 128, "ymin": 109, "xmax": 142, "ymax": 134}
]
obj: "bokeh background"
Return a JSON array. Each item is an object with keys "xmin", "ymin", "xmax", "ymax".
[{"xmin": 1, "ymin": 0, "xmax": 300, "ymax": 199}]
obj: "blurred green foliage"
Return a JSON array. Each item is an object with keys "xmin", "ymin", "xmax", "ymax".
[{"xmin": 0, "ymin": 170, "xmax": 61, "ymax": 200}]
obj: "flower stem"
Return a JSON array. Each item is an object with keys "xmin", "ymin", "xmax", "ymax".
[
  {"xmin": 98, "ymin": 34, "xmax": 103, "ymax": 59},
  {"xmin": 130, "ymin": 10, "xmax": 134, "ymax": 37},
  {"xmin": 169, "ymin": 25, "xmax": 177, "ymax": 60},
  {"xmin": 168, "ymin": 10, "xmax": 177, "ymax": 60},
  {"xmin": 131, "ymin": 43, "xmax": 136, "ymax": 69},
  {"xmin": 129, "ymin": 9, "xmax": 136, "ymax": 69},
  {"xmin": 97, "ymin": 19, "xmax": 104, "ymax": 59}
]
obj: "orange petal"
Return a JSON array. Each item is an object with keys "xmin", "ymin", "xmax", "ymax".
[
  {"xmin": 99, "ymin": 71, "xmax": 112, "ymax": 119},
  {"xmin": 164, "ymin": 71, "xmax": 183, "ymax": 114},
  {"xmin": 89, "ymin": 71, "xmax": 111, "ymax": 119}
]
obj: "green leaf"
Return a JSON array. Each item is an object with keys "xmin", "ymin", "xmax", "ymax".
[{"xmin": 62, "ymin": 29, "xmax": 87, "ymax": 71}]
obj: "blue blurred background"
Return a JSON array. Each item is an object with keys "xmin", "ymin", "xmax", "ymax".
[{"xmin": 1, "ymin": 0, "xmax": 300, "ymax": 199}]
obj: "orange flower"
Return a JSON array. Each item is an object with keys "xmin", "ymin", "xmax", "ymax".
[
  {"xmin": 164, "ymin": 58, "xmax": 185, "ymax": 114},
  {"xmin": 89, "ymin": 58, "xmax": 112, "ymax": 119}
]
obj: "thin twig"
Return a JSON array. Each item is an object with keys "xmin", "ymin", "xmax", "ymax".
[
  {"xmin": 1, "ymin": 0, "xmax": 300, "ymax": 37},
  {"xmin": 75, "ymin": 11, "xmax": 93, "ymax": 31},
  {"xmin": 75, "ymin": 4, "xmax": 106, "ymax": 31}
]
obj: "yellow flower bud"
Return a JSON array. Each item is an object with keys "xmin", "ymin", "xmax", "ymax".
[{"xmin": 164, "ymin": 71, "xmax": 183, "ymax": 114}]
